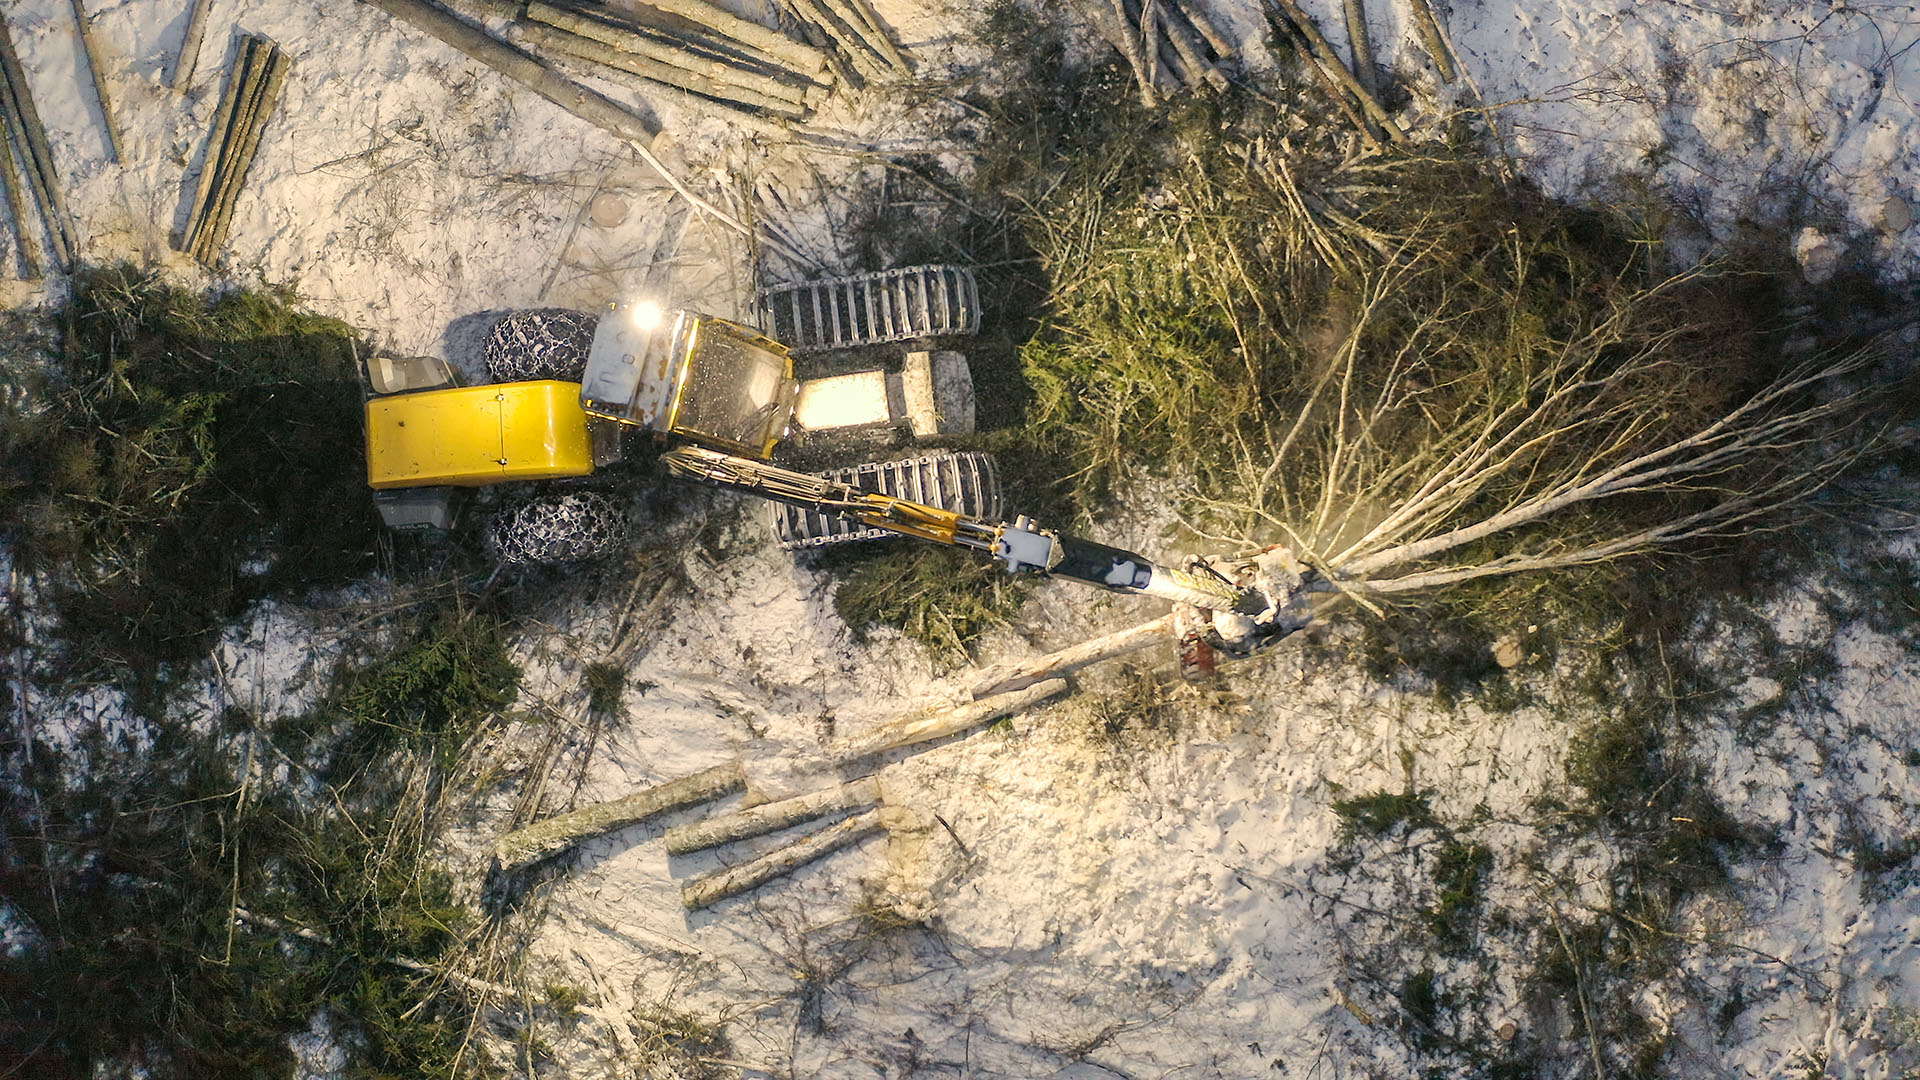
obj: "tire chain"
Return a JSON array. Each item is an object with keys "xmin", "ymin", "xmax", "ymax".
[
  {"xmin": 486, "ymin": 491, "xmax": 628, "ymax": 565},
  {"xmin": 483, "ymin": 309, "xmax": 600, "ymax": 383}
]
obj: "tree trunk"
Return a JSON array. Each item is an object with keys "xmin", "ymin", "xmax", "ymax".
[
  {"xmin": 523, "ymin": 2, "xmax": 811, "ymax": 106},
  {"xmin": 1406, "ymin": 0, "xmax": 1456, "ymax": 82},
  {"xmin": 0, "ymin": 15, "xmax": 76, "ymax": 269},
  {"xmin": 194, "ymin": 40, "xmax": 291, "ymax": 262},
  {"xmin": 839, "ymin": 0, "xmax": 910, "ymax": 74},
  {"xmin": 1342, "ymin": 0, "xmax": 1377, "ymax": 97},
  {"xmin": 180, "ymin": 34, "xmax": 250, "ymax": 252},
  {"xmin": 664, "ymin": 776, "xmax": 882, "ymax": 855},
  {"xmin": 520, "ymin": 23, "xmax": 808, "ymax": 119},
  {"xmin": 492, "ymin": 761, "xmax": 745, "ymax": 873},
  {"xmin": 170, "ymin": 0, "xmax": 214, "ymax": 88},
  {"xmin": 353, "ymin": 0, "xmax": 662, "ymax": 148},
  {"xmin": 831, "ymin": 678, "xmax": 1070, "ymax": 759},
  {"xmin": 968, "ymin": 617, "xmax": 1174, "ymax": 700},
  {"xmin": 0, "ymin": 119, "xmax": 40, "ymax": 278},
  {"xmin": 1269, "ymin": 0, "xmax": 1404, "ymax": 142},
  {"xmin": 680, "ymin": 807, "xmax": 891, "ymax": 910},
  {"xmin": 1158, "ymin": 1, "xmax": 1226, "ymax": 91},
  {"xmin": 67, "ymin": 0, "xmax": 123, "ymax": 162},
  {"xmin": 622, "ymin": 0, "xmax": 829, "ymax": 79},
  {"xmin": 1170, "ymin": 0, "xmax": 1234, "ymax": 61}
]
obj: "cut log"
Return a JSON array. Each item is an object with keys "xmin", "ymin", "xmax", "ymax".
[
  {"xmin": 0, "ymin": 120, "xmax": 41, "ymax": 278},
  {"xmin": 67, "ymin": 0, "xmax": 123, "ymax": 162},
  {"xmin": 1157, "ymin": 1, "xmax": 1226, "ymax": 91},
  {"xmin": 353, "ymin": 0, "xmax": 662, "ymax": 148},
  {"xmin": 664, "ymin": 776, "xmax": 882, "ymax": 855},
  {"xmin": 817, "ymin": 0, "xmax": 902, "ymax": 75},
  {"xmin": 786, "ymin": 0, "xmax": 887, "ymax": 81},
  {"xmin": 1282, "ymin": 30, "xmax": 1382, "ymax": 150},
  {"xmin": 1406, "ymin": 0, "xmax": 1456, "ymax": 83},
  {"xmin": 625, "ymin": 0, "xmax": 829, "ymax": 80},
  {"xmin": 1065, "ymin": 0, "xmax": 1155, "ymax": 106},
  {"xmin": 1342, "ymin": 0, "xmax": 1377, "ymax": 97},
  {"xmin": 1269, "ymin": 0, "xmax": 1405, "ymax": 142},
  {"xmin": 0, "ymin": 15, "xmax": 76, "ymax": 269},
  {"xmin": 191, "ymin": 39, "xmax": 291, "ymax": 262},
  {"xmin": 681, "ymin": 806, "xmax": 890, "ymax": 910},
  {"xmin": 839, "ymin": 0, "xmax": 910, "ymax": 74},
  {"xmin": 969, "ymin": 615, "xmax": 1174, "ymax": 700},
  {"xmin": 534, "ymin": 43, "xmax": 795, "ymax": 137},
  {"xmin": 830, "ymin": 677, "xmax": 1070, "ymax": 760},
  {"xmin": 520, "ymin": 21, "xmax": 809, "ymax": 117},
  {"xmin": 180, "ymin": 34, "xmax": 252, "ymax": 254},
  {"xmin": 523, "ymin": 3, "xmax": 810, "ymax": 105},
  {"xmin": 782, "ymin": 5, "xmax": 862, "ymax": 90},
  {"xmin": 1170, "ymin": 0, "xmax": 1234, "ymax": 61},
  {"xmin": 493, "ymin": 760, "xmax": 746, "ymax": 873},
  {"xmin": 171, "ymin": 0, "xmax": 214, "ymax": 88}
]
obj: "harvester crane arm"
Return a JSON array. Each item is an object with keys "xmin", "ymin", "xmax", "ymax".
[{"xmin": 663, "ymin": 446, "xmax": 1261, "ymax": 613}]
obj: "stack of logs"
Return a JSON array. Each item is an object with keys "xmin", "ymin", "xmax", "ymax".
[
  {"xmin": 0, "ymin": 15, "xmax": 74, "ymax": 278},
  {"xmin": 1068, "ymin": 0, "xmax": 1235, "ymax": 103},
  {"xmin": 178, "ymin": 35, "xmax": 291, "ymax": 265},
  {"xmin": 510, "ymin": 0, "xmax": 911, "ymax": 128}
]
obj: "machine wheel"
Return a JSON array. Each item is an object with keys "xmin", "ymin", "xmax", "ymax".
[
  {"xmin": 485, "ymin": 491, "xmax": 629, "ymax": 566},
  {"xmin": 484, "ymin": 308, "xmax": 599, "ymax": 383}
]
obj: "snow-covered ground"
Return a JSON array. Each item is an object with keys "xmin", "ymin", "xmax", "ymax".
[{"xmin": 6, "ymin": 0, "xmax": 1918, "ymax": 1076}]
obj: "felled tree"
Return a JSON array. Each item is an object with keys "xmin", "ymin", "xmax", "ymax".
[{"xmin": 1015, "ymin": 107, "xmax": 1900, "ymax": 612}]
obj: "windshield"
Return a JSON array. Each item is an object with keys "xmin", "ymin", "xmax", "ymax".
[{"xmin": 672, "ymin": 322, "xmax": 795, "ymax": 458}]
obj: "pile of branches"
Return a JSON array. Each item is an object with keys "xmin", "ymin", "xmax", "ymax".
[{"xmin": 1013, "ymin": 94, "xmax": 1904, "ymax": 607}]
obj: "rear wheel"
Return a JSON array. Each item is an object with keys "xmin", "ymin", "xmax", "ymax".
[
  {"xmin": 485, "ymin": 490, "xmax": 628, "ymax": 566},
  {"xmin": 484, "ymin": 309, "xmax": 599, "ymax": 383}
]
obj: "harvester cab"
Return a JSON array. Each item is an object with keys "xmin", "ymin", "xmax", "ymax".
[{"xmin": 578, "ymin": 300, "xmax": 799, "ymax": 462}]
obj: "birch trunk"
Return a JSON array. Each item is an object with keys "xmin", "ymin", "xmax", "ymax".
[
  {"xmin": 493, "ymin": 761, "xmax": 745, "ymax": 872},
  {"xmin": 664, "ymin": 777, "xmax": 882, "ymax": 855},
  {"xmin": 1158, "ymin": 1, "xmax": 1226, "ymax": 90},
  {"xmin": 1170, "ymin": 0, "xmax": 1234, "ymax": 60}
]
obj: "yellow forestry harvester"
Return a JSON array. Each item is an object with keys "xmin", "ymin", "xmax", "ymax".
[{"xmin": 363, "ymin": 268, "xmax": 1308, "ymax": 667}]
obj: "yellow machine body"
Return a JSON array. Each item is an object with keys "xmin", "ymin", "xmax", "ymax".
[{"xmin": 366, "ymin": 381, "xmax": 595, "ymax": 489}]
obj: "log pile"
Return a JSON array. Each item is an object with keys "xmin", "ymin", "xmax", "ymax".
[
  {"xmin": 506, "ymin": 0, "xmax": 908, "ymax": 126},
  {"xmin": 1268, "ymin": 0, "xmax": 1406, "ymax": 149},
  {"xmin": 1068, "ymin": 0, "xmax": 1234, "ymax": 105},
  {"xmin": 0, "ymin": 14, "xmax": 75, "ymax": 276},
  {"xmin": 178, "ymin": 35, "xmax": 291, "ymax": 264}
]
